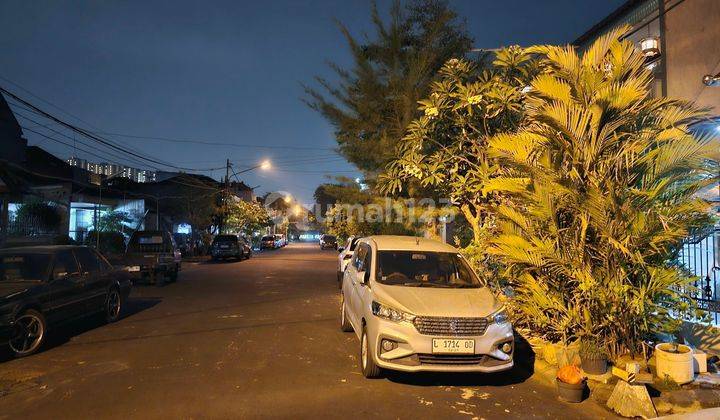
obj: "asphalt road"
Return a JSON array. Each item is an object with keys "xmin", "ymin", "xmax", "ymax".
[{"xmin": 0, "ymin": 243, "xmax": 614, "ymax": 419}]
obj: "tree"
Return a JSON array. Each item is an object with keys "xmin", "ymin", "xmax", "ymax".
[
  {"xmin": 314, "ymin": 176, "xmax": 373, "ymax": 218},
  {"xmin": 304, "ymin": 0, "xmax": 472, "ymax": 175},
  {"xmin": 97, "ymin": 211, "xmax": 131, "ymax": 232},
  {"xmin": 12, "ymin": 201, "xmax": 63, "ymax": 235},
  {"xmin": 486, "ymin": 28, "xmax": 718, "ymax": 358},
  {"xmin": 379, "ymin": 48, "xmax": 539, "ymax": 245},
  {"xmin": 225, "ymin": 199, "xmax": 272, "ymax": 236}
]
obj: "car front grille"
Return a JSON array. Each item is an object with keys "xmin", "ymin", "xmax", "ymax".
[
  {"xmin": 413, "ymin": 316, "xmax": 488, "ymax": 336},
  {"xmin": 417, "ymin": 354, "xmax": 486, "ymax": 365}
]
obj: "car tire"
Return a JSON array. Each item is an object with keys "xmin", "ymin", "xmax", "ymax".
[
  {"xmin": 360, "ymin": 326, "xmax": 381, "ymax": 378},
  {"xmin": 340, "ymin": 293, "xmax": 353, "ymax": 332},
  {"xmin": 105, "ymin": 287, "xmax": 123, "ymax": 323},
  {"xmin": 155, "ymin": 272, "xmax": 165, "ymax": 287},
  {"xmin": 9, "ymin": 309, "xmax": 47, "ymax": 358},
  {"xmin": 169, "ymin": 268, "xmax": 178, "ymax": 282}
]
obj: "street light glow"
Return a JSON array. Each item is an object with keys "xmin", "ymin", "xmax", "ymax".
[
  {"xmin": 260, "ymin": 160, "xmax": 272, "ymax": 170},
  {"xmin": 284, "ymin": 195, "xmax": 292, "ymax": 203}
]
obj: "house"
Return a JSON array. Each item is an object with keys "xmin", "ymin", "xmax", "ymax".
[
  {"xmin": 575, "ymin": 0, "xmax": 720, "ymax": 326},
  {"xmin": 574, "ymin": 0, "xmax": 720, "ymax": 118}
]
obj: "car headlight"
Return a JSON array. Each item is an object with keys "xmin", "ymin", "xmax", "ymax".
[
  {"xmin": 493, "ymin": 308, "xmax": 509, "ymax": 325},
  {"xmin": 371, "ymin": 301, "xmax": 415, "ymax": 323}
]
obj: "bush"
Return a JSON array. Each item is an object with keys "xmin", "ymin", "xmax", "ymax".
[{"xmin": 579, "ymin": 339, "xmax": 608, "ymax": 361}]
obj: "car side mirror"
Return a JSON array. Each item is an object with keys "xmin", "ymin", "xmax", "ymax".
[{"xmin": 360, "ymin": 270, "xmax": 370, "ymax": 284}]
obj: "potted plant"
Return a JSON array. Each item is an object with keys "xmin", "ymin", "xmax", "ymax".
[
  {"xmin": 579, "ymin": 338, "xmax": 608, "ymax": 375},
  {"xmin": 655, "ymin": 343, "xmax": 694, "ymax": 384},
  {"xmin": 556, "ymin": 365, "xmax": 587, "ymax": 403}
]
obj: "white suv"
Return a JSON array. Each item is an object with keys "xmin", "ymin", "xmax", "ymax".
[{"xmin": 340, "ymin": 235, "xmax": 513, "ymax": 378}]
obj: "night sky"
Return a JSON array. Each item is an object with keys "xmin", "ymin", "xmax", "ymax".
[{"xmin": 0, "ymin": 0, "xmax": 625, "ymax": 205}]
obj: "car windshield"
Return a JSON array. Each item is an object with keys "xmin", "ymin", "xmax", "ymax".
[
  {"xmin": 0, "ymin": 253, "xmax": 52, "ymax": 282},
  {"xmin": 376, "ymin": 251, "xmax": 482, "ymax": 288},
  {"xmin": 261, "ymin": 235, "xmax": 274, "ymax": 241},
  {"xmin": 323, "ymin": 235, "xmax": 336, "ymax": 241}
]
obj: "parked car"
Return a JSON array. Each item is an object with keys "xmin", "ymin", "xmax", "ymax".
[
  {"xmin": 172, "ymin": 233, "xmax": 191, "ymax": 256},
  {"xmin": 0, "ymin": 245, "xmax": 132, "ymax": 357},
  {"xmin": 337, "ymin": 236, "xmax": 361, "ymax": 286},
  {"xmin": 320, "ymin": 234, "xmax": 338, "ymax": 250},
  {"xmin": 124, "ymin": 230, "xmax": 181, "ymax": 286},
  {"xmin": 339, "ymin": 235, "xmax": 514, "ymax": 378},
  {"xmin": 274, "ymin": 234, "xmax": 287, "ymax": 247},
  {"xmin": 211, "ymin": 234, "xmax": 250, "ymax": 261},
  {"xmin": 260, "ymin": 235, "xmax": 276, "ymax": 250}
]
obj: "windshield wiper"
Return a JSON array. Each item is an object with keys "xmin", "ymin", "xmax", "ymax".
[{"xmin": 402, "ymin": 282, "xmax": 451, "ymax": 288}]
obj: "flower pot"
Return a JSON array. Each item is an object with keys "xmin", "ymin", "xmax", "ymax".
[
  {"xmin": 581, "ymin": 357, "xmax": 608, "ymax": 375},
  {"xmin": 655, "ymin": 343, "xmax": 694, "ymax": 385},
  {"xmin": 556, "ymin": 378, "xmax": 587, "ymax": 403}
]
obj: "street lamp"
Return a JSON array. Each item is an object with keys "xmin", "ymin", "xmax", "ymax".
[{"xmin": 235, "ymin": 159, "xmax": 272, "ymax": 175}]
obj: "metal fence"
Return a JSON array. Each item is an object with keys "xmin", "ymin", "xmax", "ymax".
[{"xmin": 677, "ymin": 228, "xmax": 720, "ymax": 325}]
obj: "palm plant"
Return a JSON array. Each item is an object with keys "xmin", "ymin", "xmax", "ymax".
[{"xmin": 487, "ymin": 27, "xmax": 718, "ymax": 358}]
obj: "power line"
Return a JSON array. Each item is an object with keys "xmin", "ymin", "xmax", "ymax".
[
  {"xmin": 87, "ymin": 130, "xmax": 337, "ymax": 151},
  {"xmin": 15, "ymin": 111, "xmax": 157, "ymax": 170},
  {"xmin": 4, "ymin": 96, "xmax": 186, "ymax": 170},
  {"xmin": 1, "ymin": 87, "xmax": 208, "ymax": 172}
]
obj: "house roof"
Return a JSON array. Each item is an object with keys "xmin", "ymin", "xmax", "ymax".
[
  {"xmin": 573, "ymin": 0, "xmax": 649, "ymax": 47},
  {"xmin": 0, "ymin": 93, "xmax": 22, "ymax": 139}
]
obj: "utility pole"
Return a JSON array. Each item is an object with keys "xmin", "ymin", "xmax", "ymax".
[{"xmin": 221, "ymin": 158, "xmax": 230, "ymax": 234}]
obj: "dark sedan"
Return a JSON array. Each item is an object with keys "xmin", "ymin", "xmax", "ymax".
[
  {"xmin": 0, "ymin": 245, "xmax": 132, "ymax": 357},
  {"xmin": 211, "ymin": 235, "xmax": 252, "ymax": 261}
]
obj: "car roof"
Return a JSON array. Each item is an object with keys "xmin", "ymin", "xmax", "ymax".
[
  {"xmin": 0, "ymin": 245, "xmax": 84, "ymax": 254},
  {"xmin": 363, "ymin": 235, "xmax": 458, "ymax": 252}
]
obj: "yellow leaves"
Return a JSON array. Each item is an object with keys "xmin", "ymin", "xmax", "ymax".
[
  {"xmin": 581, "ymin": 25, "xmax": 632, "ymax": 69},
  {"xmin": 424, "ymin": 106, "xmax": 439, "ymax": 118},
  {"xmin": 531, "ymin": 74, "xmax": 572, "ymax": 103},
  {"xmin": 467, "ymin": 94, "xmax": 482, "ymax": 105},
  {"xmin": 482, "ymin": 177, "xmax": 530, "ymax": 195}
]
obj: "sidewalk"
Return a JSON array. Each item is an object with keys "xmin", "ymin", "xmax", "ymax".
[{"xmin": 529, "ymin": 354, "xmax": 720, "ymax": 417}]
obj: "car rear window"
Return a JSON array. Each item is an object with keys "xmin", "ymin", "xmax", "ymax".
[
  {"xmin": 128, "ymin": 232, "xmax": 171, "ymax": 253},
  {"xmin": 214, "ymin": 235, "xmax": 238, "ymax": 243},
  {"xmin": 0, "ymin": 253, "xmax": 52, "ymax": 282},
  {"xmin": 261, "ymin": 235, "xmax": 275, "ymax": 241}
]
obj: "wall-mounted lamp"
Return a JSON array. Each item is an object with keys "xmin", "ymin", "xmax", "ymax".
[
  {"xmin": 703, "ymin": 73, "xmax": 720, "ymax": 87},
  {"xmin": 639, "ymin": 36, "xmax": 660, "ymax": 58}
]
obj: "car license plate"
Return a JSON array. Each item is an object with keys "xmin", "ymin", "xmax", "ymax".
[
  {"xmin": 432, "ymin": 338, "xmax": 475, "ymax": 354},
  {"xmin": 127, "ymin": 265, "xmax": 140, "ymax": 272}
]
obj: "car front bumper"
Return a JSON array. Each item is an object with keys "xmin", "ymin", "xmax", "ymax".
[{"xmin": 366, "ymin": 316, "xmax": 514, "ymax": 373}]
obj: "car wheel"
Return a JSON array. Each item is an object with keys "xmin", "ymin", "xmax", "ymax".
[
  {"xmin": 105, "ymin": 287, "xmax": 123, "ymax": 323},
  {"xmin": 340, "ymin": 293, "xmax": 353, "ymax": 332},
  {"xmin": 360, "ymin": 326, "xmax": 381, "ymax": 378},
  {"xmin": 9, "ymin": 309, "xmax": 46, "ymax": 357},
  {"xmin": 155, "ymin": 272, "xmax": 165, "ymax": 287},
  {"xmin": 169, "ymin": 268, "xmax": 178, "ymax": 282}
]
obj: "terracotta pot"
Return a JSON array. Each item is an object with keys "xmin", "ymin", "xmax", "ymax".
[
  {"xmin": 556, "ymin": 378, "xmax": 587, "ymax": 403},
  {"xmin": 581, "ymin": 357, "xmax": 608, "ymax": 375}
]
